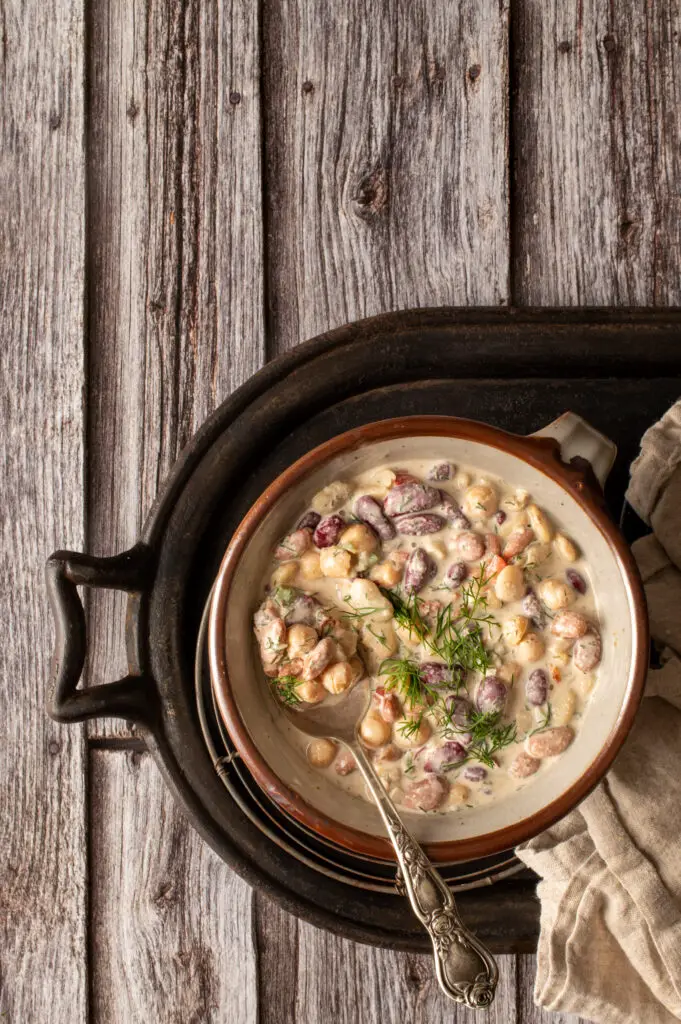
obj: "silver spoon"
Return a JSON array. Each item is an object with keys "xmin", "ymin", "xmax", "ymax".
[{"xmin": 281, "ymin": 677, "xmax": 498, "ymax": 1009}]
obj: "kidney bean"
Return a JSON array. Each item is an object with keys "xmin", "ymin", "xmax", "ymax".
[
  {"xmin": 527, "ymin": 725, "xmax": 574, "ymax": 758},
  {"xmin": 522, "ymin": 589, "xmax": 546, "ymax": 630},
  {"xmin": 297, "ymin": 510, "xmax": 321, "ymax": 531},
  {"xmin": 254, "ymin": 599, "xmax": 281, "ymax": 631},
  {"xmin": 566, "ymin": 568, "xmax": 587, "ymax": 594},
  {"xmin": 445, "ymin": 561, "xmax": 468, "ymax": 589},
  {"xmin": 438, "ymin": 494, "xmax": 471, "ymax": 529},
  {"xmin": 428, "ymin": 462, "xmax": 453, "ymax": 481},
  {"xmin": 462, "ymin": 764, "xmax": 487, "ymax": 782},
  {"xmin": 301, "ymin": 637, "xmax": 337, "ymax": 680},
  {"xmin": 475, "ymin": 675, "xmax": 507, "ymax": 714},
  {"xmin": 258, "ymin": 618, "xmax": 288, "ymax": 670},
  {"xmin": 495, "ymin": 510, "xmax": 507, "ymax": 526},
  {"xmin": 419, "ymin": 662, "xmax": 454, "ymax": 687},
  {"xmin": 373, "ymin": 687, "xmax": 403, "ymax": 722},
  {"xmin": 526, "ymin": 668, "xmax": 548, "ymax": 706},
  {"xmin": 313, "ymin": 513, "xmax": 345, "ymax": 548},
  {"xmin": 395, "ymin": 513, "xmax": 445, "ymax": 535},
  {"xmin": 444, "ymin": 695, "xmax": 473, "ymax": 728},
  {"xmin": 275, "ymin": 528, "xmax": 312, "ymax": 561},
  {"xmin": 449, "ymin": 531, "xmax": 486, "ymax": 562},
  {"xmin": 551, "ymin": 611, "xmax": 589, "ymax": 639},
  {"xmin": 573, "ymin": 631, "xmax": 602, "ymax": 672},
  {"xmin": 509, "ymin": 752, "xmax": 541, "ymax": 779},
  {"xmin": 384, "ymin": 482, "xmax": 441, "ymax": 517},
  {"xmin": 404, "ymin": 547, "xmax": 436, "ymax": 593},
  {"xmin": 485, "ymin": 533, "xmax": 502, "ymax": 556},
  {"xmin": 502, "ymin": 527, "xmax": 534, "ymax": 560},
  {"xmin": 354, "ymin": 495, "xmax": 396, "ymax": 540},
  {"xmin": 334, "ymin": 750, "xmax": 357, "ymax": 776},
  {"xmin": 403, "ymin": 775, "xmax": 448, "ymax": 812},
  {"xmin": 424, "ymin": 740, "xmax": 467, "ymax": 772}
]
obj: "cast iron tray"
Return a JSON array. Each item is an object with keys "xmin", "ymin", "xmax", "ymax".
[{"xmin": 47, "ymin": 308, "xmax": 681, "ymax": 952}]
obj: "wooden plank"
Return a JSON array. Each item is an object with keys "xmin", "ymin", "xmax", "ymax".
[
  {"xmin": 513, "ymin": 0, "xmax": 681, "ymax": 305},
  {"xmin": 263, "ymin": 0, "xmax": 510, "ymax": 356},
  {"xmin": 86, "ymin": 0, "xmax": 265, "ymax": 737},
  {"xmin": 90, "ymin": 750, "xmax": 258, "ymax": 1022},
  {"xmin": 255, "ymin": 893, "xmax": 518, "ymax": 1023},
  {"xmin": 0, "ymin": 0, "xmax": 88, "ymax": 1018}
]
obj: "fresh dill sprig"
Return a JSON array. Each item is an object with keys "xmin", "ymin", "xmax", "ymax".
[
  {"xmin": 365, "ymin": 623, "xmax": 389, "ymax": 647},
  {"xmin": 379, "ymin": 587, "xmax": 429, "ymax": 641},
  {"xmin": 442, "ymin": 709, "xmax": 518, "ymax": 770},
  {"xmin": 340, "ymin": 594, "xmax": 385, "ymax": 621},
  {"xmin": 271, "ymin": 675, "xmax": 303, "ymax": 707},
  {"xmin": 404, "ymin": 753, "xmax": 415, "ymax": 774},
  {"xmin": 378, "ymin": 657, "xmax": 433, "ymax": 708}
]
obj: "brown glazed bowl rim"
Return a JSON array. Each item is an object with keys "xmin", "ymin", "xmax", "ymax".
[{"xmin": 209, "ymin": 415, "xmax": 649, "ymax": 863}]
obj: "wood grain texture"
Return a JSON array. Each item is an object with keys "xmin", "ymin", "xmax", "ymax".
[
  {"xmin": 513, "ymin": 0, "xmax": 681, "ymax": 305},
  {"xmin": 85, "ymin": 0, "xmax": 265, "ymax": 737},
  {"xmin": 91, "ymin": 750, "xmax": 258, "ymax": 1023},
  {"xmin": 0, "ymin": 0, "xmax": 88, "ymax": 1018},
  {"xmin": 255, "ymin": 893, "xmax": 519, "ymax": 1024},
  {"xmin": 517, "ymin": 956, "xmax": 583, "ymax": 1024},
  {"xmin": 263, "ymin": 0, "xmax": 510, "ymax": 356}
]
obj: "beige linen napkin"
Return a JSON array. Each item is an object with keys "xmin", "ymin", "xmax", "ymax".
[{"xmin": 516, "ymin": 402, "xmax": 681, "ymax": 1024}]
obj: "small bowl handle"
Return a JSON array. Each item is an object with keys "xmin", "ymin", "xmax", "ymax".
[
  {"xmin": 530, "ymin": 412, "xmax": 617, "ymax": 490},
  {"xmin": 45, "ymin": 543, "xmax": 159, "ymax": 727}
]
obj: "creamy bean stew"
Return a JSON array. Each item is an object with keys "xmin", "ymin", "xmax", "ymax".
[{"xmin": 253, "ymin": 461, "xmax": 603, "ymax": 814}]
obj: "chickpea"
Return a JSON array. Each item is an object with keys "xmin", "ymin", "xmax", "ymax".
[
  {"xmin": 359, "ymin": 712, "xmax": 392, "ymax": 748},
  {"xmin": 393, "ymin": 716, "xmax": 432, "ymax": 750},
  {"xmin": 494, "ymin": 564, "xmax": 525, "ymax": 603},
  {"xmin": 463, "ymin": 484, "xmax": 498, "ymax": 521},
  {"xmin": 447, "ymin": 782, "xmax": 471, "ymax": 807},
  {"xmin": 311, "ymin": 480, "xmax": 352, "ymax": 515},
  {"xmin": 551, "ymin": 687, "xmax": 576, "ymax": 727},
  {"xmin": 554, "ymin": 533, "xmax": 579, "ymax": 562},
  {"xmin": 295, "ymin": 679, "xmax": 326, "ymax": 704},
  {"xmin": 287, "ymin": 623, "xmax": 318, "ymax": 659},
  {"xmin": 393, "ymin": 619, "xmax": 420, "ymax": 649},
  {"xmin": 516, "ymin": 631, "xmax": 545, "ymax": 664},
  {"xmin": 453, "ymin": 471, "xmax": 471, "ymax": 489},
  {"xmin": 370, "ymin": 560, "xmax": 402, "ymax": 588},
  {"xmin": 333, "ymin": 625, "xmax": 358, "ymax": 657},
  {"xmin": 271, "ymin": 562, "xmax": 299, "ymax": 587},
  {"xmin": 340, "ymin": 522, "xmax": 379, "ymax": 554},
  {"xmin": 299, "ymin": 550, "xmax": 322, "ymax": 580},
  {"xmin": 538, "ymin": 578, "xmax": 574, "ymax": 611},
  {"xmin": 306, "ymin": 738, "xmax": 337, "ymax": 768},
  {"xmin": 497, "ymin": 660, "xmax": 521, "ymax": 684},
  {"xmin": 370, "ymin": 468, "xmax": 396, "ymax": 490},
  {"xmin": 514, "ymin": 488, "xmax": 530, "ymax": 508},
  {"xmin": 319, "ymin": 546, "xmax": 355, "ymax": 578},
  {"xmin": 320, "ymin": 661, "xmax": 355, "ymax": 694},
  {"xmin": 527, "ymin": 503, "xmax": 553, "ymax": 543},
  {"xmin": 503, "ymin": 615, "xmax": 529, "ymax": 647},
  {"xmin": 524, "ymin": 542, "xmax": 551, "ymax": 568},
  {"xmin": 484, "ymin": 587, "xmax": 503, "ymax": 610}
]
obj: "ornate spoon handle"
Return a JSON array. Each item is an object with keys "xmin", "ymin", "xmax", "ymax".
[{"xmin": 352, "ymin": 742, "xmax": 498, "ymax": 1009}]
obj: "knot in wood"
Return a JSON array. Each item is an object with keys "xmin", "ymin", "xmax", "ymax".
[
  {"xmin": 353, "ymin": 168, "xmax": 389, "ymax": 220},
  {"xmin": 603, "ymin": 34, "xmax": 616, "ymax": 53},
  {"xmin": 468, "ymin": 64, "xmax": 481, "ymax": 82}
]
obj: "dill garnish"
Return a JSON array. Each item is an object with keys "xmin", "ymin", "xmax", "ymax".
[
  {"xmin": 380, "ymin": 587, "xmax": 429, "ymax": 641},
  {"xmin": 528, "ymin": 702, "xmax": 552, "ymax": 736},
  {"xmin": 271, "ymin": 675, "xmax": 303, "ymax": 707},
  {"xmin": 365, "ymin": 623, "xmax": 389, "ymax": 647},
  {"xmin": 442, "ymin": 710, "xmax": 517, "ymax": 770},
  {"xmin": 340, "ymin": 594, "xmax": 385, "ymax": 621}
]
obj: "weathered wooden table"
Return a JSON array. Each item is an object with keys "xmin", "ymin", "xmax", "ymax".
[{"xmin": 4, "ymin": 1, "xmax": 680, "ymax": 1020}]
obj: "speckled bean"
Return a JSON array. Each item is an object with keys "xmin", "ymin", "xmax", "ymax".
[
  {"xmin": 297, "ymin": 510, "xmax": 322, "ymax": 531},
  {"xmin": 354, "ymin": 494, "xmax": 396, "ymax": 540},
  {"xmin": 475, "ymin": 675, "xmax": 507, "ymax": 714},
  {"xmin": 566, "ymin": 568, "xmax": 587, "ymax": 594},
  {"xmin": 509, "ymin": 752, "xmax": 541, "ymax": 778},
  {"xmin": 301, "ymin": 637, "xmax": 337, "ymax": 679},
  {"xmin": 404, "ymin": 547, "xmax": 437, "ymax": 593},
  {"xmin": 439, "ymin": 494, "xmax": 471, "ymax": 529},
  {"xmin": 394, "ymin": 513, "xmax": 445, "ymax": 535},
  {"xmin": 551, "ymin": 611, "xmax": 589, "ymax": 639},
  {"xmin": 522, "ymin": 589, "xmax": 546, "ymax": 629},
  {"xmin": 444, "ymin": 695, "xmax": 474, "ymax": 728},
  {"xmin": 403, "ymin": 775, "xmax": 448, "ymax": 812},
  {"xmin": 527, "ymin": 726, "xmax": 574, "ymax": 758},
  {"xmin": 424, "ymin": 740, "xmax": 467, "ymax": 772},
  {"xmin": 383, "ymin": 481, "xmax": 441, "ymax": 517},
  {"xmin": 462, "ymin": 764, "xmax": 487, "ymax": 782},
  {"xmin": 502, "ymin": 527, "xmax": 534, "ymax": 560},
  {"xmin": 450, "ymin": 530, "xmax": 486, "ymax": 562},
  {"xmin": 445, "ymin": 560, "xmax": 468, "ymax": 589},
  {"xmin": 334, "ymin": 750, "xmax": 357, "ymax": 776},
  {"xmin": 419, "ymin": 662, "xmax": 455, "ymax": 687},
  {"xmin": 573, "ymin": 631, "xmax": 602, "ymax": 672},
  {"xmin": 275, "ymin": 529, "xmax": 312, "ymax": 561},
  {"xmin": 428, "ymin": 462, "xmax": 454, "ymax": 481},
  {"xmin": 526, "ymin": 668, "xmax": 549, "ymax": 706}
]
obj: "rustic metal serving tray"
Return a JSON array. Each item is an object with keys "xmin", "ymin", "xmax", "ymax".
[{"xmin": 47, "ymin": 308, "xmax": 681, "ymax": 953}]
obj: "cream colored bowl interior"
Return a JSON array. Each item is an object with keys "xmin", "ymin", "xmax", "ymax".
[{"xmin": 219, "ymin": 434, "xmax": 637, "ymax": 846}]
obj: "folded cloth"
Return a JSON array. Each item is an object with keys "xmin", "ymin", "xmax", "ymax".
[{"xmin": 516, "ymin": 402, "xmax": 681, "ymax": 1024}]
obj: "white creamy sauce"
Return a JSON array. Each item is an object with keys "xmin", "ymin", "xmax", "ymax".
[{"xmin": 253, "ymin": 458, "xmax": 602, "ymax": 815}]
